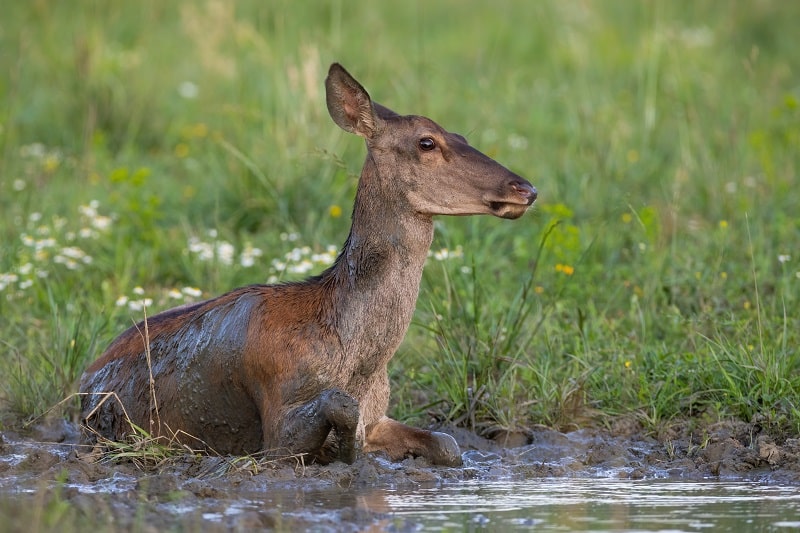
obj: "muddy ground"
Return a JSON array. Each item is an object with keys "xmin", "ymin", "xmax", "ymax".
[{"xmin": 1, "ymin": 417, "xmax": 800, "ymax": 531}]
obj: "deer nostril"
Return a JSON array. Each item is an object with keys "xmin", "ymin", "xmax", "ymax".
[{"xmin": 512, "ymin": 182, "xmax": 538, "ymax": 202}]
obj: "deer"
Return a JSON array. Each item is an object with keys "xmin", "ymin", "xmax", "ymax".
[{"xmin": 79, "ymin": 63, "xmax": 537, "ymax": 467}]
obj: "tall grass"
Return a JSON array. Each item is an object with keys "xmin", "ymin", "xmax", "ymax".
[{"xmin": 1, "ymin": 1, "xmax": 798, "ymax": 438}]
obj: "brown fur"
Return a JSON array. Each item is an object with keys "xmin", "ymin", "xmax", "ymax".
[{"xmin": 79, "ymin": 63, "xmax": 537, "ymax": 466}]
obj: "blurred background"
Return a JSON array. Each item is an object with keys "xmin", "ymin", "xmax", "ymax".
[{"xmin": 1, "ymin": 1, "xmax": 798, "ymax": 437}]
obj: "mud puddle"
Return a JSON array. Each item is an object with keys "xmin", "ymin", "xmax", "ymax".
[{"xmin": 2, "ymin": 418, "xmax": 800, "ymax": 531}]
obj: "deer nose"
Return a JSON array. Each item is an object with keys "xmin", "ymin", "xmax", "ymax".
[{"xmin": 512, "ymin": 181, "xmax": 538, "ymax": 203}]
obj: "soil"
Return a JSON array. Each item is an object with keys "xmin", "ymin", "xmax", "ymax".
[{"xmin": 1, "ymin": 417, "xmax": 799, "ymax": 531}]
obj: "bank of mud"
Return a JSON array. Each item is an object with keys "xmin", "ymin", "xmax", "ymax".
[{"xmin": 1, "ymin": 417, "xmax": 799, "ymax": 531}]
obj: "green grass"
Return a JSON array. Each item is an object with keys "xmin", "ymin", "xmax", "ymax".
[{"xmin": 1, "ymin": 0, "xmax": 798, "ymax": 441}]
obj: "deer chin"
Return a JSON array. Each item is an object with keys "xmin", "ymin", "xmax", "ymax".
[{"xmin": 487, "ymin": 200, "xmax": 534, "ymax": 219}]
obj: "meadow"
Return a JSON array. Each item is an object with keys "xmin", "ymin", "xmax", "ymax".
[{"xmin": 1, "ymin": 0, "xmax": 799, "ymax": 445}]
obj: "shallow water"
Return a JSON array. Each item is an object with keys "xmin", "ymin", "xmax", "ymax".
[
  {"xmin": 4, "ymin": 421, "xmax": 800, "ymax": 531},
  {"xmin": 149, "ymin": 477, "xmax": 800, "ymax": 531},
  {"xmin": 373, "ymin": 479, "xmax": 800, "ymax": 531}
]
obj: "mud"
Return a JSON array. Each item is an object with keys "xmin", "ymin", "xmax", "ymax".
[{"xmin": 1, "ymin": 417, "xmax": 799, "ymax": 531}]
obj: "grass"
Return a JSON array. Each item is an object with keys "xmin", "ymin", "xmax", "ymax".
[{"xmin": 1, "ymin": 0, "xmax": 799, "ymax": 448}]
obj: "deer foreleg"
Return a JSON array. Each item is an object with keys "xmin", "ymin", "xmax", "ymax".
[
  {"xmin": 364, "ymin": 416, "xmax": 462, "ymax": 466},
  {"xmin": 279, "ymin": 388, "xmax": 360, "ymax": 464}
]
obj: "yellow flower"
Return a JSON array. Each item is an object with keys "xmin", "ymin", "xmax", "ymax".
[
  {"xmin": 624, "ymin": 360, "xmax": 632, "ymax": 369},
  {"xmin": 329, "ymin": 205, "xmax": 342, "ymax": 218},
  {"xmin": 43, "ymin": 154, "xmax": 60, "ymax": 173},
  {"xmin": 556, "ymin": 264, "xmax": 575, "ymax": 275},
  {"xmin": 174, "ymin": 143, "xmax": 190, "ymax": 158},
  {"xmin": 621, "ymin": 213, "xmax": 633, "ymax": 224},
  {"xmin": 534, "ymin": 286, "xmax": 544, "ymax": 294},
  {"xmin": 719, "ymin": 220, "xmax": 728, "ymax": 229},
  {"xmin": 190, "ymin": 123, "xmax": 208, "ymax": 138}
]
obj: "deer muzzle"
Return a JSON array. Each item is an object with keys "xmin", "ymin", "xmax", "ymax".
[{"xmin": 486, "ymin": 179, "xmax": 538, "ymax": 219}]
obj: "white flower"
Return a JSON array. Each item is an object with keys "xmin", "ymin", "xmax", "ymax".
[
  {"xmin": 59, "ymin": 246, "xmax": 87, "ymax": 259},
  {"xmin": 286, "ymin": 247, "xmax": 310, "ymax": 262},
  {"xmin": 508, "ymin": 134, "xmax": 528, "ymax": 150},
  {"xmin": 91, "ymin": 215, "xmax": 112, "ymax": 231},
  {"xmin": 20, "ymin": 143, "xmax": 46, "ymax": 158},
  {"xmin": 0, "ymin": 273, "xmax": 19, "ymax": 291},
  {"xmin": 178, "ymin": 81, "xmax": 199, "ymax": 99},
  {"xmin": 36, "ymin": 238, "xmax": 57, "ymax": 250},
  {"xmin": 79, "ymin": 203, "xmax": 98, "ymax": 218},
  {"xmin": 167, "ymin": 288, "xmax": 183, "ymax": 299},
  {"xmin": 311, "ymin": 251, "xmax": 336, "ymax": 265},
  {"xmin": 288, "ymin": 260, "xmax": 314, "ymax": 274},
  {"xmin": 431, "ymin": 245, "xmax": 464, "ymax": 261},
  {"xmin": 188, "ymin": 237, "xmax": 215, "ymax": 261},
  {"xmin": 778, "ymin": 254, "xmax": 791, "ymax": 264},
  {"xmin": 216, "ymin": 241, "xmax": 235, "ymax": 265},
  {"xmin": 128, "ymin": 298, "xmax": 153, "ymax": 312},
  {"xmin": 240, "ymin": 246, "xmax": 263, "ymax": 268},
  {"xmin": 182, "ymin": 286, "xmax": 202, "ymax": 298}
]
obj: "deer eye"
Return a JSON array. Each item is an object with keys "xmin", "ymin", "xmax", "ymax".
[{"xmin": 418, "ymin": 137, "xmax": 436, "ymax": 151}]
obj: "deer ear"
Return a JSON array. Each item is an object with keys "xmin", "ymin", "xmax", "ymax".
[{"xmin": 326, "ymin": 63, "xmax": 379, "ymax": 139}]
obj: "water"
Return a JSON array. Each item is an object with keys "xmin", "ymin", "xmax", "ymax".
[
  {"xmin": 370, "ymin": 479, "xmax": 800, "ymax": 531},
  {"xmin": 250, "ymin": 479, "xmax": 800, "ymax": 531},
  {"xmin": 3, "ymin": 429, "xmax": 800, "ymax": 531}
]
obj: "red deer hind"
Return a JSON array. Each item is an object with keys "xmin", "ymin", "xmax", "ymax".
[{"xmin": 79, "ymin": 63, "xmax": 537, "ymax": 466}]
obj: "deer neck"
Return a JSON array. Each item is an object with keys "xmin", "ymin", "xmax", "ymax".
[{"xmin": 327, "ymin": 154, "xmax": 434, "ymax": 357}]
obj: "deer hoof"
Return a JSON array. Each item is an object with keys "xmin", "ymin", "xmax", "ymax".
[{"xmin": 427, "ymin": 431, "xmax": 463, "ymax": 467}]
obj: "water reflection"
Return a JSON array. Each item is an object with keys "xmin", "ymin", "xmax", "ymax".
[{"xmin": 374, "ymin": 479, "xmax": 800, "ymax": 531}]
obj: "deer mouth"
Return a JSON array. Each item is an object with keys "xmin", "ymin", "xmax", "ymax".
[
  {"xmin": 488, "ymin": 201, "xmax": 532, "ymax": 219},
  {"xmin": 486, "ymin": 182, "xmax": 537, "ymax": 219}
]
